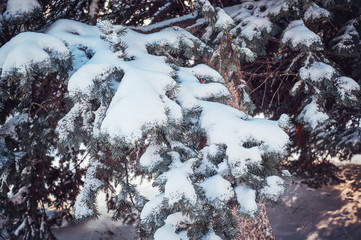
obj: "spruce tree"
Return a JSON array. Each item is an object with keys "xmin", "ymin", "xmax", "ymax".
[
  {"xmin": 1, "ymin": 2, "xmax": 290, "ymax": 239},
  {"xmin": 0, "ymin": 32, "xmax": 83, "ymax": 239},
  {"xmin": 202, "ymin": 0, "xmax": 361, "ymax": 185}
]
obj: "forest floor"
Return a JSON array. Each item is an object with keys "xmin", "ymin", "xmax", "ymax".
[
  {"xmin": 268, "ymin": 163, "xmax": 361, "ymax": 240},
  {"xmin": 53, "ymin": 163, "xmax": 361, "ymax": 240}
]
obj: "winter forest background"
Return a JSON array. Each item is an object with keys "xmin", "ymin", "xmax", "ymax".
[{"xmin": 0, "ymin": 0, "xmax": 360, "ymax": 239}]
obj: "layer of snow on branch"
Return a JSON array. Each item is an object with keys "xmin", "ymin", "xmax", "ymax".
[
  {"xmin": 215, "ymin": 8, "xmax": 234, "ymax": 30},
  {"xmin": 234, "ymin": 185, "xmax": 257, "ymax": 216},
  {"xmin": 4, "ymin": 0, "xmax": 40, "ymax": 19},
  {"xmin": 299, "ymin": 61, "xmax": 336, "ymax": 83},
  {"xmin": 74, "ymin": 160, "xmax": 103, "ymax": 219},
  {"xmin": 336, "ymin": 76, "xmax": 360, "ymax": 101},
  {"xmin": 131, "ymin": 12, "xmax": 198, "ymax": 32},
  {"xmin": 154, "ymin": 212, "xmax": 191, "ymax": 240},
  {"xmin": 304, "ymin": 3, "xmax": 330, "ymax": 21},
  {"xmin": 139, "ymin": 145, "xmax": 164, "ymax": 171},
  {"xmin": 0, "ymin": 32, "xmax": 69, "ymax": 77},
  {"xmin": 199, "ymin": 174, "xmax": 234, "ymax": 205},
  {"xmin": 233, "ymin": 16, "xmax": 272, "ymax": 41},
  {"xmin": 140, "ymin": 193, "xmax": 165, "ymax": 221},
  {"xmin": 260, "ymin": 176, "xmax": 284, "ymax": 201},
  {"xmin": 189, "ymin": 64, "xmax": 224, "ymax": 83},
  {"xmin": 332, "ymin": 19, "xmax": 359, "ymax": 52},
  {"xmin": 298, "ymin": 98, "xmax": 329, "ymax": 129},
  {"xmin": 195, "ymin": 101, "xmax": 288, "ymax": 177},
  {"xmin": 202, "ymin": 230, "xmax": 222, "ymax": 240},
  {"xmin": 163, "ymin": 155, "xmax": 197, "ymax": 205},
  {"xmin": 281, "ymin": 20, "xmax": 323, "ymax": 50},
  {"xmin": 225, "ymin": 0, "xmax": 288, "ymax": 20},
  {"xmin": 68, "ymin": 63, "xmax": 116, "ymax": 95}
]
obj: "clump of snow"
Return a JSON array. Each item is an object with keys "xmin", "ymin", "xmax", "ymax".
[
  {"xmin": 331, "ymin": 19, "xmax": 359, "ymax": 55},
  {"xmin": 299, "ymin": 61, "xmax": 336, "ymax": 83},
  {"xmin": 202, "ymin": 230, "xmax": 222, "ymax": 240},
  {"xmin": 234, "ymin": 185, "xmax": 258, "ymax": 216},
  {"xmin": 201, "ymin": 0, "xmax": 215, "ymax": 14},
  {"xmin": 154, "ymin": 212, "xmax": 191, "ymax": 240},
  {"xmin": 290, "ymin": 80, "xmax": 303, "ymax": 95},
  {"xmin": 215, "ymin": 8, "xmax": 234, "ymax": 30},
  {"xmin": 297, "ymin": 98, "xmax": 329, "ymax": 130},
  {"xmin": 260, "ymin": 176, "xmax": 285, "ymax": 202},
  {"xmin": 74, "ymin": 160, "xmax": 103, "ymax": 219},
  {"xmin": 232, "ymin": 16, "xmax": 272, "ymax": 41},
  {"xmin": 199, "ymin": 174, "xmax": 234, "ymax": 205},
  {"xmin": 336, "ymin": 76, "xmax": 360, "ymax": 101},
  {"xmin": 140, "ymin": 193, "xmax": 165, "ymax": 221},
  {"xmin": 178, "ymin": 67, "xmax": 230, "ymax": 102},
  {"xmin": 240, "ymin": 47, "xmax": 257, "ymax": 62},
  {"xmin": 304, "ymin": 3, "xmax": 330, "ymax": 22},
  {"xmin": 0, "ymin": 32, "xmax": 70, "ymax": 78},
  {"xmin": 225, "ymin": 0, "xmax": 289, "ymax": 20},
  {"xmin": 139, "ymin": 145, "xmax": 164, "ymax": 172},
  {"xmin": 277, "ymin": 114, "xmax": 291, "ymax": 130},
  {"xmin": 190, "ymin": 64, "xmax": 224, "ymax": 83},
  {"xmin": 68, "ymin": 63, "xmax": 117, "ymax": 95},
  {"xmin": 281, "ymin": 20, "xmax": 323, "ymax": 51},
  {"xmin": 163, "ymin": 157, "xmax": 197, "ymax": 205},
  {"xmin": 4, "ymin": 0, "xmax": 40, "ymax": 19}
]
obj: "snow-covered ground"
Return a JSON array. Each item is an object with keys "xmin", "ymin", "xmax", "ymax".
[
  {"xmin": 53, "ymin": 163, "xmax": 361, "ymax": 240},
  {"xmin": 268, "ymin": 164, "xmax": 361, "ymax": 240}
]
